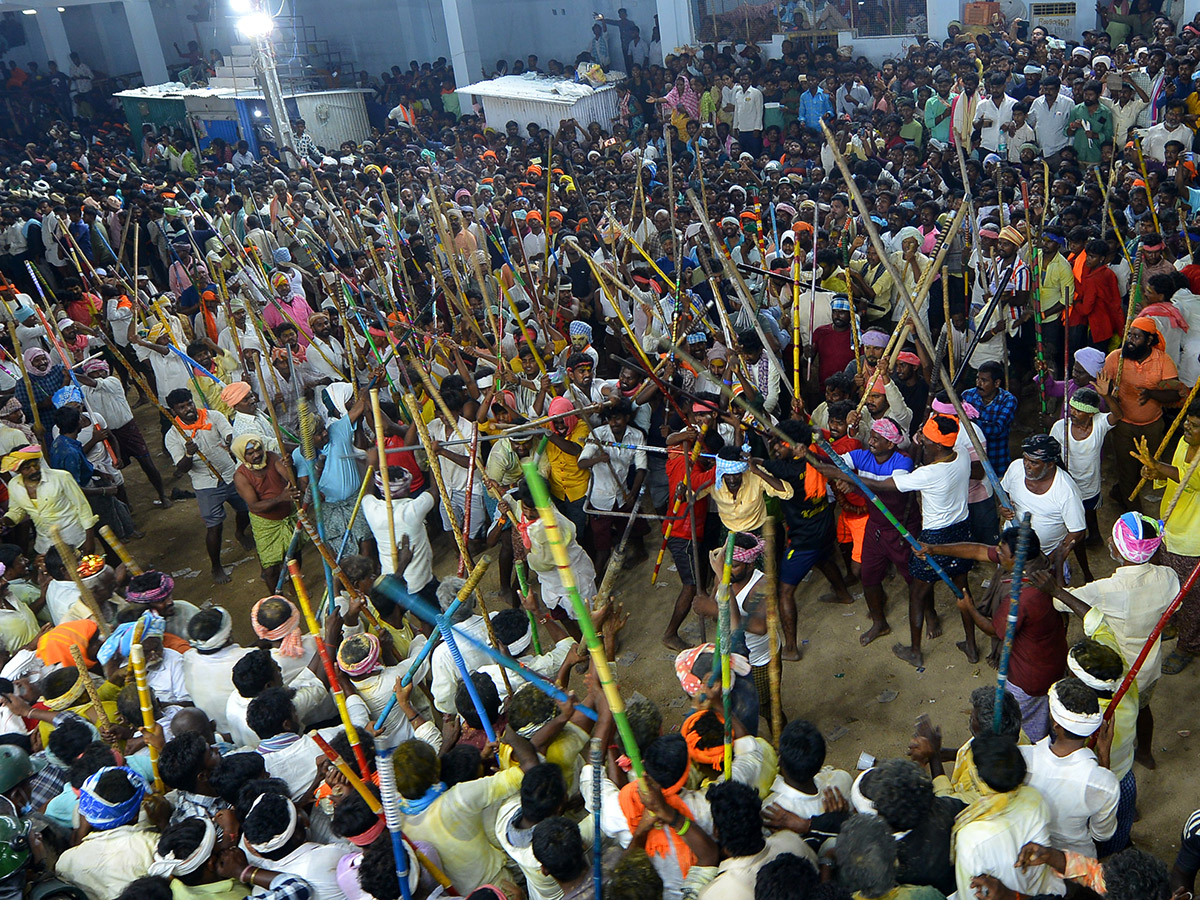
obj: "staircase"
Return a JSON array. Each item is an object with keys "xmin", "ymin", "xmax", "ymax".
[{"xmin": 207, "ymin": 14, "xmax": 354, "ymax": 92}]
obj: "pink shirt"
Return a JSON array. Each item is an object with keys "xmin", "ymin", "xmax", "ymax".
[{"xmin": 263, "ymin": 294, "xmax": 316, "ymax": 345}]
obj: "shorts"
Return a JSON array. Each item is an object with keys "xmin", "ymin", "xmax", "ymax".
[
  {"xmin": 835, "ymin": 509, "xmax": 868, "ymax": 564},
  {"xmin": 860, "ymin": 519, "xmax": 913, "ymax": 587},
  {"xmin": 909, "ymin": 519, "xmax": 974, "ymax": 583},
  {"xmin": 780, "ymin": 529, "xmax": 834, "ymax": 586},
  {"xmin": 968, "ymin": 497, "xmax": 1000, "ymax": 546},
  {"xmin": 441, "ymin": 486, "xmax": 489, "ymax": 539},
  {"xmin": 1083, "ymin": 493, "xmax": 1101, "ymax": 512},
  {"xmin": 667, "ymin": 536, "xmax": 696, "ymax": 586},
  {"xmin": 111, "ymin": 419, "xmax": 150, "ymax": 464},
  {"xmin": 196, "ymin": 481, "xmax": 248, "ymax": 527}
]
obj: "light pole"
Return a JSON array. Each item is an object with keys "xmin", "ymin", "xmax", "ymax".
[{"xmin": 233, "ymin": 0, "xmax": 297, "ymax": 168}]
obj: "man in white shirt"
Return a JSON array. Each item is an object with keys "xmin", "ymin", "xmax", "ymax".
[
  {"xmin": 361, "ymin": 468, "xmax": 437, "ymax": 585},
  {"xmin": 1000, "ymin": 433, "xmax": 1087, "ymax": 571},
  {"xmin": 731, "ymin": 70, "xmax": 765, "ymax": 156},
  {"xmin": 426, "ymin": 396, "xmax": 488, "ymax": 541},
  {"xmin": 974, "ymin": 73, "xmax": 1018, "ymax": 155},
  {"xmin": 242, "ymin": 792, "xmax": 351, "ymax": 900},
  {"xmin": 1026, "ymin": 75, "xmax": 1074, "ymax": 162},
  {"xmin": 182, "ymin": 606, "xmax": 249, "ymax": 734},
  {"xmin": 1139, "ymin": 99, "xmax": 1192, "ymax": 162},
  {"xmin": 164, "ymin": 389, "xmax": 249, "ymax": 584},
  {"xmin": 429, "ymin": 577, "xmax": 492, "ymax": 714},
  {"xmin": 835, "ymin": 69, "xmax": 871, "ymax": 120},
  {"xmin": 1020, "ymin": 678, "xmax": 1119, "ymax": 858}
]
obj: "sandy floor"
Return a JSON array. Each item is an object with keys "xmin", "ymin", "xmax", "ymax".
[{"xmin": 116, "ymin": 400, "xmax": 1199, "ymax": 862}]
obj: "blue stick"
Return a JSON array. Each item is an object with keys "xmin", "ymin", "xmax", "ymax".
[
  {"xmin": 375, "ymin": 747, "xmax": 413, "ymax": 900},
  {"xmin": 994, "ymin": 513, "xmax": 1033, "ymax": 732}
]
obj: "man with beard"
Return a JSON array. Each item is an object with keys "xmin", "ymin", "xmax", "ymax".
[
  {"xmin": 232, "ymin": 433, "xmax": 301, "ymax": 591},
  {"xmin": 305, "ymin": 311, "xmax": 347, "ymax": 382},
  {"xmin": 1, "ymin": 445, "xmax": 97, "ymax": 555},
  {"xmin": 1101, "ymin": 317, "xmax": 1183, "ymax": 505},
  {"xmin": 1065, "ymin": 80, "xmax": 1113, "ymax": 166},
  {"xmin": 809, "ymin": 296, "xmax": 855, "ymax": 390}
]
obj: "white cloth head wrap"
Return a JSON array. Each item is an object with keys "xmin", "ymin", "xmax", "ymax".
[
  {"xmin": 191, "ymin": 607, "xmax": 234, "ymax": 652},
  {"xmin": 1067, "ymin": 651, "xmax": 1120, "ymax": 692},
  {"xmin": 245, "ymin": 794, "xmax": 298, "ymax": 853},
  {"xmin": 148, "ymin": 817, "xmax": 217, "ymax": 877},
  {"xmin": 1048, "ymin": 681, "xmax": 1103, "ymax": 736}
]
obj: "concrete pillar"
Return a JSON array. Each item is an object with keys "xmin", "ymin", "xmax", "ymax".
[
  {"xmin": 926, "ymin": 0, "xmax": 962, "ymax": 34},
  {"xmin": 442, "ymin": 0, "xmax": 482, "ymax": 88},
  {"xmin": 35, "ymin": 8, "xmax": 72, "ymax": 70},
  {"xmin": 657, "ymin": 0, "xmax": 695, "ymax": 56},
  {"xmin": 122, "ymin": 0, "xmax": 169, "ymax": 85}
]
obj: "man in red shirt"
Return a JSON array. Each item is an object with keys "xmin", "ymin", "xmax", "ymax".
[
  {"xmin": 661, "ymin": 409, "xmax": 719, "ymax": 651},
  {"xmin": 929, "ymin": 526, "xmax": 1067, "ymax": 742},
  {"xmin": 1069, "ymin": 238, "xmax": 1123, "ymax": 351},
  {"xmin": 809, "ymin": 295, "xmax": 855, "ymax": 390}
]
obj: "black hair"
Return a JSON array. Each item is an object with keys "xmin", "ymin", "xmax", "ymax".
[
  {"xmin": 1070, "ymin": 639, "xmax": 1124, "ymax": 690},
  {"xmin": 156, "ymin": 819, "xmax": 212, "ymax": 884},
  {"xmin": 246, "ymin": 686, "xmax": 297, "ymax": 739},
  {"xmin": 68, "ymin": 742, "xmax": 118, "ymax": 789},
  {"xmin": 972, "ymin": 733, "xmax": 1026, "ymax": 793},
  {"xmin": 626, "ymin": 694, "xmax": 662, "ymax": 753},
  {"xmin": 827, "ymin": 399, "xmax": 854, "ymax": 422},
  {"xmin": 869, "ymin": 759, "xmax": 933, "ymax": 831},
  {"xmin": 707, "ymin": 780, "xmax": 765, "ymax": 857},
  {"xmin": 186, "ymin": 607, "xmax": 228, "ymax": 647},
  {"xmin": 755, "ymin": 852, "xmax": 820, "ymax": 900},
  {"xmin": 606, "ymin": 848, "xmax": 664, "ymax": 900},
  {"xmin": 165, "ymin": 388, "xmax": 192, "ymax": 408},
  {"xmin": 209, "ymin": 752, "xmax": 266, "ymax": 805},
  {"xmin": 999, "ymin": 524, "xmax": 1042, "ymax": 559},
  {"xmin": 520, "ymin": 762, "xmax": 566, "ymax": 824},
  {"xmin": 491, "ymin": 607, "xmax": 532, "ymax": 649},
  {"xmin": 1053, "ymin": 676, "xmax": 1100, "ymax": 737},
  {"xmin": 235, "ymin": 777, "xmax": 291, "ymax": 819},
  {"xmin": 825, "ymin": 372, "xmax": 855, "ymax": 396},
  {"xmin": 358, "ymin": 834, "xmax": 403, "ymax": 900},
  {"xmin": 976, "ymin": 360, "xmax": 1005, "ymax": 385},
  {"xmin": 158, "ymin": 731, "xmax": 209, "ymax": 792},
  {"xmin": 241, "ymin": 792, "xmax": 295, "ymax": 851},
  {"xmin": 94, "ymin": 767, "xmax": 138, "ymax": 803},
  {"xmin": 55, "ymin": 406, "xmax": 81, "ymax": 434},
  {"xmin": 643, "ymin": 734, "xmax": 689, "ymax": 788},
  {"xmin": 837, "ymin": 814, "xmax": 896, "ymax": 898},
  {"xmin": 507, "ymin": 683, "xmax": 556, "ymax": 734},
  {"xmin": 331, "ymin": 791, "xmax": 379, "ymax": 841},
  {"xmin": 116, "ymin": 877, "xmax": 173, "ymax": 900},
  {"xmin": 0, "ymin": 545, "xmax": 22, "ymax": 569},
  {"xmin": 255, "ymin": 596, "xmax": 294, "ymax": 631},
  {"xmin": 454, "ymin": 671, "xmax": 500, "ymax": 730},
  {"xmin": 1103, "ymin": 848, "xmax": 1170, "ymax": 900},
  {"xmin": 778, "ymin": 720, "xmax": 826, "ymax": 782},
  {"xmin": 232, "ymin": 649, "xmax": 278, "ymax": 698},
  {"xmin": 774, "ymin": 419, "xmax": 812, "ymax": 446},
  {"xmin": 440, "ymin": 744, "xmax": 483, "ymax": 788},
  {"xmin": 532, "ymin": 816, "xmax": 586, "ymax": 882},
  {"xmin": 41, "ymin": 667, "xmax": 83, "ymax": 706},
  {"xmin": 46, "ymin": 717, "xmax": 93, "ymax": 766},
  {"xmin": 969, "ymin": 685, "xmax": 1022, "ymax": 738}
]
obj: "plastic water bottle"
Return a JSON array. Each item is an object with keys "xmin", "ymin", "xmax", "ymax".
[{"xmin": 998, "ymin": 139, "xmax": 1007, "ymax": 159}]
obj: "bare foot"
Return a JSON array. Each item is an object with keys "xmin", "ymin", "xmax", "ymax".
[
  {"xmin": 1135, "ymin": 752, "xmax": 1157, "ymax": 770},
  {"xmin": 956, "ymin": 640, "xmax": 980, "ymax": 663},
  {"xmin": 781, "ymin": 645, "xmax": 804, "ymax": 661},
  {"xmin": 860, "ymin": 621, "xmax": 891, "ymax": 646},
  {"xmin": 926, "ymin": 613, "xmax": 943, "ymax": 640},
  {"xmin": 237, "ymin": 532, "xmax": 255, "ymax": 552},
  {"xmin": 892, "ymin": 643, "xmax": 923, "ymax": 667},
  {"xmin": 212, "ymin": 566, "xmax": 231, "ymax": 585},
  {"xmin": 844, "ymin": 572, "xmax": 860, "ymax": 587},
  {"xmin": 818, "ymin": 592, "xmax": 855, "ymax": 605},
  {"xmin": 156, "ymin": 496, "xmax": 173, "ymax": 509},
  {"xmin": 498, "ymin": 589, "xmax": 517, "ymax": 607},
  {"xmin": 987, "ymin": 645, "xmax": 1001, "ymax": 669},
  {"xmin": 662, "ymin": 633, "xmax": 689, "ymax": 653},
  {"xmin": 133, "ymin": 395, "xmax": 148, "ymax": 408}
]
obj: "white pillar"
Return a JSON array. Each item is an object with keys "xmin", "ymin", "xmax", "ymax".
[
  {"xmin": 926, "ymin": 0, "xmax": 962, "ymax": 35},
  {"xmin": 657, "ymin": 0, "xmax": 695, "ymax": 55},
  {"xmin": 442, "ymin": 0, "xmax": 482, "ymax": 89},
  {"xmin": 122, "ymin": 0, "xmax": 169, "ymax": 85},
  {"xmin": 35, "ymin": 8, "xmax": 72, "ymax": 70}
]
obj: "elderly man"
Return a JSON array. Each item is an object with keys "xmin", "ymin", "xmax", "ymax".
[
  {"xmin": 263, "ymin": 272, "xmax": 315, "ymax": 346},
  {"xmin": 1101, "ymin": 316, "xmax": 1183, "ymax": 504},
  {"xmin": 2, "ymin": 446, "xmax": 97, "ymax": 554},
  {"xmin": 1000, "ymin": 434, "xmax": 1088, "ymax": 579}
]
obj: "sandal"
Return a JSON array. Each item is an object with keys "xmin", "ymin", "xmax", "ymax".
[{"xmin": 1162, "ymin": 649, "xmax": 1195, "ymax": 676}]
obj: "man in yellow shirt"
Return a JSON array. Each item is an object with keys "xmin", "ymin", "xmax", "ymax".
[
  {"xmin": 2, "ymin": 447, "xmax": 98, "ymax": 554},
  {"xmin": 712, "ymin": 445, "xmax": 794, "ymax": 533},
  {"xmin": 544, "ymin": 395, "xmax": 590, "ymax": 535},
  {"xmin": 1037, "ymin": 228, "xmax": 1075, "ymax": 369}
]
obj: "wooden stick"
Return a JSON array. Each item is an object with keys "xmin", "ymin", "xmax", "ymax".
[
  {"xmin": 99, "ymin": 525, "xmax": 142, "ymax": 576},
  {"xmin": 370, "ymin": 389, "xmax": 399, "ymax": 573},
  {"xmin": 68, "ymin": 644, "xmax": 111, "ymax": 729},
  {"xmin": 1128, "ymin": 376, "xmax": 1200, "ymax": 502},
  {"xmin": 713, "ymin": 532, "xmax": 736, "ymax": 778},
  {"xmin": 6, "ymin": 321, "xmax": 41, "ymax": 441},
  {"xmin": 50, "ymin": 527, "xmax": 111, "ymax": 636},
  {"xmin": 128, "ymin": 637, "xmax": 163, "ymax": 791}
]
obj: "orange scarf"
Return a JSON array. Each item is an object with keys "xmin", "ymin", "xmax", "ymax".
[
  {"xmin": 617, "ymin": 769, "xmax": 696, "ymax": 876},
  {"xmin": 175, "ymin": 407, "xmax": 212, "ymax": 438}
]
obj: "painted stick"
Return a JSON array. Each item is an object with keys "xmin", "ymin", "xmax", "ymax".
[
  {"xmin": 521, "ymin": 461, "xmax": 643, "ymax": 777},
  {"xmin": 99, "ymin": 525, "xmax": 143, "ymax": 576},
  {"xmin": 994, "ymin": 513, "xmax": 1033, "ymax": 733},
  {"xmin": 336, "ymin": 464, "xmax": 375, "ymax": 562},
  {"xmin": 126, "ymin": 637, "xmax": 163, "ymax": 792},
  {"xmin": 375, "ymin": 746, "xmax": 414, "ymax": 900},
  {"xmin": 6, "ymin": 321, "xmax": 41, "ymax": 440},
  {"xmin": 714, "ymin": 532, "xmax": 736, "ymax": 778},
  {"xmin": 311, "ymin": 732, "xmax": 382, "ymax": 813},
  {"xmin": 287, "ymin": 559, "xmax": 370, "ymax": 777}
]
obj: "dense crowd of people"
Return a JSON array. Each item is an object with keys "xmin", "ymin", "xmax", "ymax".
[{"xmin": 0, "ymin": 5, "xmax": 1199, "ymax": 900}]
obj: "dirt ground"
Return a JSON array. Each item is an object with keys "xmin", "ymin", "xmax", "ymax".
[{"xmin": 116, "ymin": 401, "xmax": 1199, "ymax": 863}]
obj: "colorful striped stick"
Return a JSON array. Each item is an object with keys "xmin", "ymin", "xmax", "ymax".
[
  {"xmin": 125, "ymin": 621, "xmax": 163, "ymax": 792},
  {"xmin": 994, "ymin": 513, "xmax": 1033, "ymax": 733},
  {"xmin": 99, "ymin": 525, "xmax": 143, "ymax": 576},
  {"xmin": 375, "ymin": 745, "xmax": 414, "ymax": 900},
  {"xmin": 714, "ymin": 532, "xmax": 736, "ymax": 778},
  {"xmin": 520, "ymin": 460, "xmax": 644, "ymax": 777},
  {"xmin": 287, "ymin": 559, "xmax": 370, "ymax": 777}
]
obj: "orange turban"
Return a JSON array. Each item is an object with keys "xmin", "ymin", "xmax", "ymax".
[
  {"xmin": 37, "ymin": 620, "xmax": 99, "ymax": 670},
  {"xmin": 1131, "ymin": 316, "xmax": 1159, "ymax": 337}
]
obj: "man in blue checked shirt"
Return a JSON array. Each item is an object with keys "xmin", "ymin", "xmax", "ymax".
[
  {"xmin": 797, "ymin": 74, "xmax": 833, "ymax": 132},
  {"xmin": 962, "ymin": 360, "xmax": 1019, "ymax": 476}
]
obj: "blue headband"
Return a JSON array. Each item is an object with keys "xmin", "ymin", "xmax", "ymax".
[{"xmin": 79, "ymin": 766, "xmax": 147, "ymax": 830}]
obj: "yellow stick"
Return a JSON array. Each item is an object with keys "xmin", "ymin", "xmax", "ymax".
[
  {"xmin": 1128, "ymin": 376, "xmax": 1200, "ymax": 502},
  {"xmin": 99, "ymin": 525, "xmax": 143, "ymax": 576},
  {"xmin": 68, "ymin": 644, "xmax": 111, "ymax": 730},
  {"xmin": 128, "ymin": 639, "xmax": 163, "ymax": 792}
]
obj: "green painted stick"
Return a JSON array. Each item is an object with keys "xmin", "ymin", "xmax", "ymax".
[
  {"xmin": 713, "ymin": 532, "xmax": 736, "ymax": 778},
  {"xmin": 520, "ymin": 460, "xmax": 644, "ymax": 779}
]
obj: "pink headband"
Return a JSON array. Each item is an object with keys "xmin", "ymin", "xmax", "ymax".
[
  {"xmin": 1111, "ymin": 512, "xmax": 1162, "ymax": 564},
  {"xmin": 930, "ymin": 398, "xmax": 979, "ymax": 419},
  {"xmin": 251, "ymin": 596, "xmax": 305, "ymax": 658},
  {"xmin": 871, "ymin": 417, "xmax": 903, "ymax": 444},
  {"xmin": 347, "ymin": 818, "xmax": 386, "ymax": 847},
  {"xmin": 731, "ymin": 535, "xmax": 766, "ymax": 563}
]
